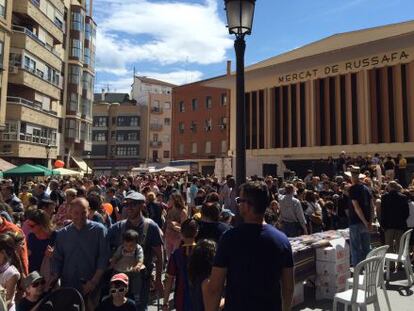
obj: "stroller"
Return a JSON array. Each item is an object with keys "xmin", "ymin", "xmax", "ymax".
[{"xmin": 34, "ymin": 287, "xmax": 85, "ymax": 311}]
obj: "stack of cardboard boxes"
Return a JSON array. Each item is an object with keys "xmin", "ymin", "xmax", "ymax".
[{"xmin": 315, "ymin": 238, "xmax": 350, "ymax": 300}]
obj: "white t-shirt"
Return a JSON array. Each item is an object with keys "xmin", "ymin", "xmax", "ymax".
[
  {"xmin": 0, "ymin": 264, "xmax": 20, "ymax": 311},
  {"xmin": 407, "ymin": 201, "xmax": 414, "ymax": 228}
]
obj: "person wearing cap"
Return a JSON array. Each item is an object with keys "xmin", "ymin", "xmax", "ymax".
[
  {"xmin": 108, "ymin": 191, "xmax": 164, "ymax": 311},
  {"xmin": 220, "ymin": 209, "xmax": 234, "ymax": 226},
  {"xmin": 96, "ymin": 273, "xmax": 136, "ymax": 311},
  {"xmin": 347, "ymin": 166, "xmax": 373, "ymax": 267},
  {"xmin": 17, "ymin": 271, "xmax": 47, "ymax": 311},
  {"xmin": 380, "ymin": 181, "xmax": 409, "ymax": 265},
  {"xmin": 51, "ymin": 197, "xmax": 110, "ymax": 310}
]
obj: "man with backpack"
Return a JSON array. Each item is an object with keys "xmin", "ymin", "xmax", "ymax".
[{"xmin": 108, "ymin": 191, "xmax": 164, "ymax": 311}]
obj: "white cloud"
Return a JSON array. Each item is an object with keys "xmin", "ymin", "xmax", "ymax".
[
  {"xmin": 94, "ymin": 0, "xmax": 232, "ymax": 74},
  {"xmin": 95, "ymin": 70, "xmax": 203, "ymax": 93}
]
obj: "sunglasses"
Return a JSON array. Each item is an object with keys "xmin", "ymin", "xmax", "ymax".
[
  {"xmin": 110, "ymin": 287, "xmax": 127, "ymax": 294},
  {"xmin": 235, "ymin": 197, "xmax": 249, "ymax": 205},
  {"xmin": 32, "ymin": 279, "xmax": 46, "ymax": 288}
]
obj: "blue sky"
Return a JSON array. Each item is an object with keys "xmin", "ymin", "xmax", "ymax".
[{"xmin": 93, "ymin": 0, "xmax": 414, "ymax": 93}]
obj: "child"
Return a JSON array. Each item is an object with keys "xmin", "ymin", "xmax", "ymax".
[
  {"xmin": 110, "ymin": 230, "xmax": 144, "ymax": 304},
  {"xmin": 96, "ymin": 273, "xmax": 136, "ymax": 311},
  {"xmin": 17, "ymin": 271, "xmax": 46, "ymax": 311},
  {"xmin": 163, "ymin": 219, "xmax": 199, "ymax": 311}
]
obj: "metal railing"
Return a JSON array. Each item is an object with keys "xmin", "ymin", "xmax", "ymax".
[
  {"xmin": 12, "ymin": 25, "xmax": 60, "ymax": 57},
  {"xmin": 150, "ymin": 141, "xmax": 162, "ymax": 147},
  {"xmin": 150, "ymin": 124, "xmax": 163, "ymax": 131},
  {"xmin": 7, "ymin": 96, "xmax": 58, "ymax": 116}
]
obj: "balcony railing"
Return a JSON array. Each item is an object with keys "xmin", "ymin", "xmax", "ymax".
[
  {"xmin": 30, "ymin": 0, "xmax": 65, "ymax": 31},
  {"xmin": 31, "ymin": 0, "xmax": 40, "ymax": 7},
  {"xmin": 2, "ymin": 132, "xmax": 56, "ymax": 146},
  {"xmin": 150, "ymin": 141, "xmax": 162, "ymax": 148},
  {"xmin": 150, "ymin": 124, "xmax": 163, "ymax": 131},
  {"xmin": 151, "ymin": 107, "xmax": 163, "ymax": 113},
  {"xmin": 12, "ymin": 25, "xmax": 60, "ymax": 57},
  {"xmin": 7, "ymin": 96, "xmax": 58, "ymax": 116}
]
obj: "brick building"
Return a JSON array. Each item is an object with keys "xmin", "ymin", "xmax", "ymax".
[{"xmin": 172, "ymin": 80, "xmax": 231, "ymax": 176}]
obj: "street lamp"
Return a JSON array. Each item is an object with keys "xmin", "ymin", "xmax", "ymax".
[
  {"xmin": 224, "ymin": 0, "xmax": 256, "ymax": 188},
  {"xmin": 85, "ymin": 151, "xmax": 91, "ymax": 175},
  {"xmin": 45, "ymin": 143, "xmax": 52, "ymax": 169}
]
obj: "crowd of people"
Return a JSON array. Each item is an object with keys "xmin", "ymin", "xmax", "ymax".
[{"xmin": 0, "ymin": 151, "xmax": 412, "ymax": 311}]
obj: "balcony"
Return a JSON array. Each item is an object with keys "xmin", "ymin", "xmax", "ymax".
[
  {"xmin": 0, "ymin": 139, "xmax": 58, "ymax": 159},
  {"xmin": 11, "ymin": 26, "xmax": 62, "ymax": 69},
  {"xmin": 6, "ymin": 97, "xmax": 59, "ymax": 129},
  {"xmin": 151, "ymin": 107, "xmax": 163, "ymax": 114},
  {"xmin": 8, "ymin": 66, "xmax": 61, "ymax": 100},
  {"xmin": 13, "ymin": 0, "xmax": 64, "ymax": 43},
  {"xmin": 150, "ymin": 123, "xmax": 163, "ymax": 131},
  {"xmin": 150, "ymin": 141, "xmax": 162, "ymax": 148}
]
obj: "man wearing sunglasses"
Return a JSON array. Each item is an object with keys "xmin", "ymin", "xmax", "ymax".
[
  {"xmin": 96, "ymin": 273, "xmax": 136, "ymax": 311},
  {"xmin": 17, "ymin": 271, "xmax": 47, "ymax": 311},
  {"xmin": 204, "ymin": 181, "xmax": 294, "ymax": 311}
]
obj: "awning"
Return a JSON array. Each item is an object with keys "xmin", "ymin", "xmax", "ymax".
[
  {"xmin": 3, "ymin": 164, "xmax": 49, "ymax": 177},
  {"xmin": 0, "ymin": 158, "xmax": 16, "ymax": 172},
  {"xmin": 71, "ymin": 157, "xmax": 92, "ymax": 173},
  {"xmin": 54, "ymin": 168, "xmax": 83, "ymax": 176}
]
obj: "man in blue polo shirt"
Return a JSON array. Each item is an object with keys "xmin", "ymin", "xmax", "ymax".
[{"xmin": 204, "ymin": 181, "xmax": 294, "ymax": 311}]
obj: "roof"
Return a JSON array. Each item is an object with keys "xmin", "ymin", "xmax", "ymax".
[
  {"xmin": 135, "ymin": 76, "xmax": 177, "ymax": 88},
  {"xmin": 172, "ymin": 74, "xmax": 227, "ymax": 90},
  {"xmin": 246, "ymin": 20, "xmax": 414, "ymax": 72},
  {"xmin": 94, "ymin": 93, "xmax": 130, "ymax": 103}
]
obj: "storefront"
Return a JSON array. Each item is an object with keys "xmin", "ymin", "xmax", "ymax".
[{"xmin": 205, "ymin": 21, "xmax": 414, "ymax": 177}]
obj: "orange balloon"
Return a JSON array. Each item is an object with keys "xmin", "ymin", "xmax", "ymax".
[
  {"xmin": 54, "ymin": 160, "xmax": 65, "ymax": 168},
  {"xmin": 102, "ymin": 203, "xmax": 113, "ymax": 216}
]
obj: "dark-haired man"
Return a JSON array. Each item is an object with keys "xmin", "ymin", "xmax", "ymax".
[
  {"xmin": 204, "ymin": 181, "xmax": 294, "ymax": 311},
  {"xmin": 196, "ymin": 202, "xmax": 230, "ymax": 243}
]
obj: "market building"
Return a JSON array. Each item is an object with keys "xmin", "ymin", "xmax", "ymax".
[{"xmin": 205, "ymin": 20, "xmax": 414, "ymax": 177}]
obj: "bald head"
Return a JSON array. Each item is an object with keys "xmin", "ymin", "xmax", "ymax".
[{"xmin": 70, "ymin": 197, "xmax": 89, "ymax": 229}]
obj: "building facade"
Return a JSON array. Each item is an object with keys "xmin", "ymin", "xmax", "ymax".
[
  {"xmin": 90, "ymin": 93, "xmax": 146, "ymax": 175},
  {"xmin": 172, "ymin": 81, "xmax": 231, "ymax": 176},
  {"xmin": 131, "ymin": 76, "xmax": 175, "ymax": 164},
  {"xmin": 205, "ymin": 21, "xmax": 414, "ymax": 177}
]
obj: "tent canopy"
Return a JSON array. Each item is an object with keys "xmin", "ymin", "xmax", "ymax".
[
  {"xmin": 33, "ymin": 165, "xmax": 60, "ymax": 176},
  {"xmin": 154, "ymin": 166, "xmax": 188, "ymax": 173},
  {"xmin": 0, "ymin": 158, "xmax": 15, "ymax": 172},
  {"xmin": 54, "ymin": 168, "xmax": 83, "ymax": 176},
  {"xmin": 71, "ymin": 157, "xmax": 92, "ymax": 173},
  {"xmin": 3, "ymin": 164, "xmax": 49, "ymax": 177}
]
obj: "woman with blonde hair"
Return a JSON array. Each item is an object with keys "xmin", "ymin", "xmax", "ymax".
[{"xmin": 164, "ymin": 192, "xmax": 188, "ymax": 259}]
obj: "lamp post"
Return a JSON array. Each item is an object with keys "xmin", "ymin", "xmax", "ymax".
[
  {"xmin": 85, "ymin": 151, "xmax": 91, "ymax": 175},
  {"xmin": 224, "ymin": 0, "xmax": 256, "ymax": 188},
  {"xmin": 45, "ymin": 143, "xmax": 52, "ymax": 169}
]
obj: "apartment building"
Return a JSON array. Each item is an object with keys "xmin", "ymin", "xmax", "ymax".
[
  {"xmin": 172, "ymin": 81, "xmax": 231, "ymax": 176},
  {"xmin": 0, "ymin": 0, "xmax": 95, "ymax": 169},
  {"xmin": 131, "ymin": 76, "xmax": 175, "ymax": 164},
  {"xmin": 90, "ymin": 93, "xmax": 146, "ymax": 175}
]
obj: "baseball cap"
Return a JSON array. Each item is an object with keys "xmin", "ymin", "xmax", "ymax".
[
  {"xmin": 221, "ymin": 209, "xmax": 235, "ymax": 218},
  {"xmin": 110, "ymin": 273, "xmax": 129, "ymax": 285},
  {"xmin": 125, "ymin": 191, "xmax": 145, "ymax": 202},
  {"xmin": 22, "ymin": 271, "xmax": 44, "ymax": 289}
]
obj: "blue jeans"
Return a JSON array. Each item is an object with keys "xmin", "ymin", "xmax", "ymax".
[{"xmin": 349, "ymin": 223, "xmax": 371, "ymax": 267}]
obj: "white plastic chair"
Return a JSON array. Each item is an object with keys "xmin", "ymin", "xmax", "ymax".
[
  {"xmin": 345, "ymin": 245, "xmax": 391, "ymax": 311},
  {"xmin": 384, "ymin": 229, "xmax": 414, "ymax": 287},
  {"xmin": 333, "ymin": 256, "xmax": 383, "ymax": 311}
]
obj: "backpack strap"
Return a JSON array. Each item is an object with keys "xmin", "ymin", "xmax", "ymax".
[{"xmin": 142, "ymin": 218, "xmax": 150, "ymax": 248}]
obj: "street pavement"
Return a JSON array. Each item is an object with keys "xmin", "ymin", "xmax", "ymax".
[{"xmin": 148, "ymin": 270, "xmax": 414, "ymax": 310}]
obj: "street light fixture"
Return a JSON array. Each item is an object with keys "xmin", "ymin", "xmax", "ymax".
[
  {"xmin": 224, "ymin": 0, "xmax": 256, "ymax": 188},
  {"xmin": 45, "ymin": 143, "xmax": 52, "ymax": 169},
  {"xmin": 85, "ymin": 151, "xmax": 91, "ymax": 175}
]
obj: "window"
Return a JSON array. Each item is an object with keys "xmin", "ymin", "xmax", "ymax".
[
  {"xmin": 130, "ymin": 117, "xmax": 138, "ymax": 126},
  {"xmin": 163, "ymin": 150, "xmax": 170, "ymax": 158},
  {"xmin": 205, "ymin": 119, "xmax": 212, "ymax": 131},
  {"xmin": 221, "ymin": 93, "xmax": 228, "ymax": 106},
  {"xmin": 205, "ymin": 141, "xmax": 211, "ymax": 153},
  {"xmin": 0, "ymin": 41, "xmax": 3, "ymax": 68},
  {"xmin": 82, "ymin": 72, "xmax": 93, "ymax": 90},
  {"xmin": 24, "ymin": 56, "xmax": 36, "ymax": 73},
  {"xmin": 221, "ymin": 140, "xmax": 227, "ymax": 153},
  {"xmin": 0, "ymin": 0, "xmax": 5, "ymax": 18},
  {"xmin": 191, "ymin": 142, "xmax": 197, "ymax": 154},
  {"xmin": 191, "ymin": 99, "xmax": 198, "ymax": 111},
  {"xmin": 163, "ymin": 134, "xmax": 170, "ymax": 142},
  {"xmin": 116, "ymin": 146, "xmax": 138, "ymax": 156},
  {"xmin": 84, "ymin": 48, "xmax": 91, "ymax": 65},
  {"xmin": 179, "ymin": 101, "xmax": 185, "ymax": 112},
  {"xmin": 69, "ymin": 65, "xmax": 80, "ymax": 84},
  {"xmin": 93, "ymin": 131, "xmax": 107, "ymax": 141},
  {"xmin": 85, "ymin": 23, "xmax": 92, "ymax": 41},
  {"xmin": 190, "ymin": 121, "xmax": 197, "ymax": 133},
  {"xmin": 93, "ymin": 116, "xmax": 108, "ymax": 127},
  {"xmin": 9, "ymin": 53, "xmax": 21, "ymax": 67},
  {"xmin": 179, "ymin": 144, "xmax": 184, "ymax": 155},
  {"xmin": 164, "ymin": 102, "xmax": 171, "ymax": 109},
  {"xmin": 69, "ymin": 93, "xmax": 78, "ymax": 111},
  {"xmin": 71, "ymin": 39, "xmax": 82, "ymax": 59},
  {"xmin": 117, "ymin": 116, "xmax": 139, "ymax": 127},
  {"xmin": 179, "ymin": 122, "xmax": 184, "ymax": 134},
  {"xmin": 81, "ymin": 98, "xmax": 91, "ymax": 117},
  {"xmin": 206, "ymin": 96, "xmax": 212, "ymax": 109},
  {"xmin": 116, "ymin": 131, "xmax": 139, "ymax": 141},
  {"xmin": 220, "ymin": 117, "xmax": 227, "ymax": 130},
  {"xmin": 164, "ymin": 118, "xmax": 170, "ymax": 126},
  {"xmin": 71, "ymin": 12, "xmax": 83, "ymax": 31}
]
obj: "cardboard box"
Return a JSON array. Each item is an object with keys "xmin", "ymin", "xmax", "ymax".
[
  {"xmin": 316, "ymin": 272, "xmax": 351, "ymax": 288},
  {"xmin": 315, "ymin": 283, "xmax": 347, "ymax": 300},
  {"xmin": 316, "ymin": 260, "xmax": 349, "ymax": 275},
  {"xmin": 315, "ymin": 242, "xmax": 350, "ymax": 264},
  {"xmin": 291, "ymin": 282, "xmax": 304, "ymax": 307}
]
